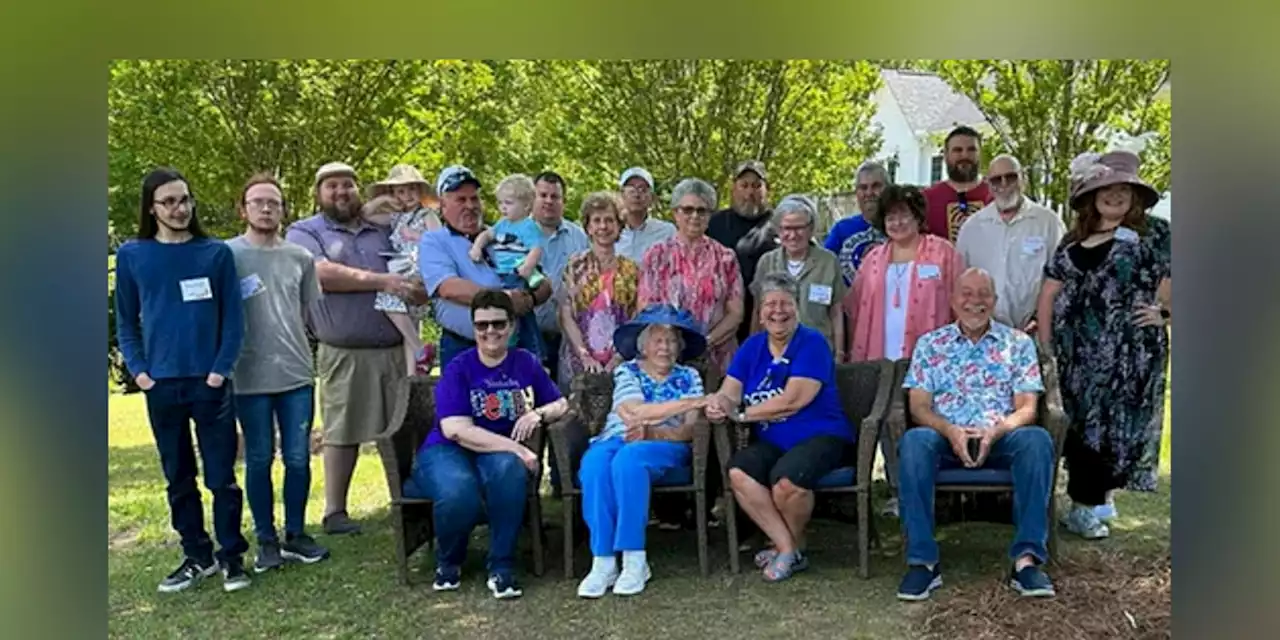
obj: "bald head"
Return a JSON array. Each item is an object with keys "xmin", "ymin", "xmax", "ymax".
[{"xmin": 954, "ymin": 267, "xmax": 996, "ymax": 332}]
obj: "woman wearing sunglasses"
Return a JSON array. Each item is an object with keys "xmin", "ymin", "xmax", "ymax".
[{"xmin": 707, "ymin": 272, "xmax": 855, "ymax": 582}]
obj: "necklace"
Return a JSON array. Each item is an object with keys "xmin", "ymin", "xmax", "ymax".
[{"xmin": 890, "ymin": 262, "xmax": 910, "ymax": 308}]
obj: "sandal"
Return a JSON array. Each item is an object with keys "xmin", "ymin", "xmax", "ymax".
[
  {"xmin": 753, "ymin": 547, "xmax": 778, "ymax": 569},
  {"xmin": 762, "ymin": 551, "xmax": 809, "ymax": 583}
]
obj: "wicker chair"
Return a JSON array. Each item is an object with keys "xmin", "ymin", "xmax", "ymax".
[
  {"xmin": 548, "ymin": 357, "xmax": 721, "ymax": 579},
  {"xmin": 883, "ymin": 347, "xmax": 1068, "ymax": 563},
  {"xmin": 719, "ymin": 359, "xmax": 894, "ymax": 579},
  {"xmin": 375, "ymin": 375, "xmax": 546, "ymax": 585}
]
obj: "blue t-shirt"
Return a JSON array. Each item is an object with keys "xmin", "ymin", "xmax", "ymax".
[
  {"xmin": 727, "ymin": 325, "xmax": 853, "ymax": 451},
  {"xmin": 823, "ymin": 215, "xmax": 887, "ymax": 284},
  {"xmin": 490, "ymin": 217, "xmax": 545, "ymax": 275},
  {"xmin": 420, "ymin": 347, "xmax": 562, "ymax": 453}
]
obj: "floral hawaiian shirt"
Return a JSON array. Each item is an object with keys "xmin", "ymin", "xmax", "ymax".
[
  {"xmin": 903, "ymin": 322, "xmax": 1043, "ymax": 428},
  {"xmin": 637, "ymin": 235, "xmax": 743, "ymax": 374}
]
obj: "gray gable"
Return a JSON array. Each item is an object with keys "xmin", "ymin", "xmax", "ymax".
[{"xmin": 881, "ymin": 69, "xmax": 987, "ymax": 134}]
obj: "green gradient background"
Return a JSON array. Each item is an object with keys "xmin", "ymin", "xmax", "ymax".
[{"xmin": 3, "ymin": 1, "xmax": 1277, "ymax": 637}]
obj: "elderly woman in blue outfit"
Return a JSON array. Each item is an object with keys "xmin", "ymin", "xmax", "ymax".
[
  {"xmin": 706, "ymin": 271, "xmax": 856, "ymax": 582},
  {"xmin": 576, "ymin": 305, "xmax": 710, "ymax": 599}
]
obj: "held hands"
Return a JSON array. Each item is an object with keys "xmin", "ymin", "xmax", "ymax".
[{"xmin": 704, "ymin": 394, "xmax": 735, "ymax": 423}]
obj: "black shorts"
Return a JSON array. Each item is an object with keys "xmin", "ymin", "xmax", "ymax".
[{"xmin": 728, "ymin": 435, "xmax": 854, "ymax": 490}]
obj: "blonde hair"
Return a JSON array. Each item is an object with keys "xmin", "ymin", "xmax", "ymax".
[
  {"xmin": 579, "ymin": 191, "xmax": 624, "ymax": 226},
  {"xmin": 495, "ymin": 174, "xmax": 536, "ymax": 215}
]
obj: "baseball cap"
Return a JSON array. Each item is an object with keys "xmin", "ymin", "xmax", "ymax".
[
  {"xmin": 619, "ymin": 166, "xmax": 655, "ymax": 190},
  {"xmin": 435, "ymin": 165, "xmax": 482, "ymax": 194},
  {"xmin": 733, "ymin": 160, "xmax": 767, "ymax": 182},
  {"xmin": 314, "ymin": 161, "xmax": 357, "ymax": 187}
]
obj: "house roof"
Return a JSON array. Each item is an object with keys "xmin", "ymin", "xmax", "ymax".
[{"xmin": 881, "ymin": 69, "xmax": 987, "ymax": 135}]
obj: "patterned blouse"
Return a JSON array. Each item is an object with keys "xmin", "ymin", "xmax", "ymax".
[
  {"xmin": 595, "ymin": 361, "xmax": 705, "ymax": 442},
  {"xmin": 556, "ymin": 250, "xmax": 640, "ymax": 388},
  {"xmin": 637, "ymin": 235, "xmax": 744, "ymax": 375}
]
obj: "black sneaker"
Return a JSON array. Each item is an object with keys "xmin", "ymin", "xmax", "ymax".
[
  {"xmin": 254, "ymin": 541, "xmax": 284, "ymax": 574},
  {"xmin": 487, "ymin": 572, "xmax": 523, "ymax": 599},
  {"xmin": 1009, "ymin": 564, "xmax": 1056, "ymax": 597},
  {"xmin": 222, "ymin": 556, "xmax": 252, "ymax": 592},
  {"xmin": 282, "ymin": 533, "xmax": 331, "ymax": 564},
  {"xmin": 896, "ymin": 564, "xmax": 943, "ymax": 601},
  {"xmin": 322, "ymin": 511, "xmax": 362, "ymax": 535},
  {"xmin": 433, "ymin": 566, "xmax": 461, "ymax": 592},
  {"xmin": 157, "ymin": 557, "xmax": 219, "ymax": 593}
]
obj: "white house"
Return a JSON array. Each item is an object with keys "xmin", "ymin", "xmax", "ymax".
[{"xmin": 869, "ymin": 69, "xmax": 990, "ymax": 187}]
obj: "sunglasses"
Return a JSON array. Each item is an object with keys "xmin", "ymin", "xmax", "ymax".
[
  {"xmin": 988, "ymin": 172, "xmax": 1019, "ymax": 188},
  {"xmin": 674, "ymin": 205, "xmax": 712, "ymax": 218},
  {"xmin": 473, "ymin": 319, "xmax": 510, "ymax": 332}
]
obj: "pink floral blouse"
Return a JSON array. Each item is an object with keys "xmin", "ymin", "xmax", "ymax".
[{"xmin": 637, "ymin": 235, "xmax": 743, "ymax": 374}]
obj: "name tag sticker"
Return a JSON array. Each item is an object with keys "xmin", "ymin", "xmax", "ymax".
[
  {"xmin": 179, "ymin": 277, "xmax": 213, "ymax": 302},
  {"xmin": 1114, "ymin": 227, "xmax": 1139, "ymax": 243},
  {"xmin": 1021, "ymin": 236, "xmax": 1046, "ymax": 255},
  {"xmin": 808, "ymin": 284, "xmax": 833, "ymax": 305},
  {"xmin": 239, "ymin": 273, "xmax": 266, "ymax": 300},
  {"xmin": 917, "ymin": 264, "xmax": 941, "ymax": 280}
]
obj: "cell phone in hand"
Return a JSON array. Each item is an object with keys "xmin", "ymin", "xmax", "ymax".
[{"xmin": 967, "ymin": 435, "xmax": 982, "ymax": 462}]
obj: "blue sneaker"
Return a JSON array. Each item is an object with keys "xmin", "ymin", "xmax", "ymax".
[
  {"xmin": 1009, "ymin": 565, "xmax": 1056, "ymax": 598},
  {"xmin": 1093, "ymin": 498, "xmax": 1118, "ymax": 522},
  {"xmin": 432, "ymin": 566, "xmax": 461, "ymax": 592},
  {"xmin": 1061, "ymin": 505, "xmax": 1110, "ymax": 539},
  {"xmin": 897, "ymin": 564, "xmax": 942, "ymax": 601},
  {"xmin": 487, "ymin": 572, "xmax": 523, "ymax": 600}
]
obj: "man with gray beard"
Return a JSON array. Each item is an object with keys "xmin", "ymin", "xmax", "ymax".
[
  {"xmin": 285, "ymin": 161, "xmax": 426, "ymax": 535},
  {"xmin": 707, "ymin": 160, "xmax": 776, "ymax": 345},
  {"xmin": 955, "ymin": 154, "xmax": 1065, "ymax": 331}
]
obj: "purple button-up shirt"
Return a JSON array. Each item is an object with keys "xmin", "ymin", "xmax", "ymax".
[{"xmin": 285, "ymin": 213, "xmax": 402, "ymax": 349}]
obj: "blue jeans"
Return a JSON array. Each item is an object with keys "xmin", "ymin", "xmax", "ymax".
[
  {"xmin": 898, "ymin": 426, "xmax": 1054, "ymax": 567},
  {"xmin": 235, "ymin": 385, "xmax": 315, "ymax": 542},
  {"xmin": 405, "ymin": 444, "xmax": 529, "ymax": 574},
  {"xmin": 579, "ymin": 438, "xmax": 690, "ymax": 556},
  {"xmin": 144, "ymin": 377, "xmax": 249, "ymax": 564}
]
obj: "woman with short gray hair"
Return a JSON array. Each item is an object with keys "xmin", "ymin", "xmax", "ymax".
[
  {"xmin": 705, "ymin": 271, "xmax": 856, "ymax": 583},
  {"xmin": 637, "ymin": 177, "xmax": 745, "ymax": 379},
  {"xmin": 752, "ymin": 194, "xmax": 848, "ymax": 357}
]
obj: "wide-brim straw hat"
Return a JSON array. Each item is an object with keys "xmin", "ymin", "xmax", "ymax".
[
  {"xmin": 370, "ymin": 164, "xmax": 432, "ymax": 197},
  {"xmin": 1068, "ymin": 143, "xmax": 1159, "ymax": 211}
]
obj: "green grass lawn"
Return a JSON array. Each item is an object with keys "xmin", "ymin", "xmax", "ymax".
[{"xmin": 108, "ymin": 391, "xmax": 1171, "ymax": 639}]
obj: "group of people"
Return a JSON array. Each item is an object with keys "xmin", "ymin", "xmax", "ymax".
[{"xmin": 114, "ymin": 125, "xmax": 1170, "ymax": 603}]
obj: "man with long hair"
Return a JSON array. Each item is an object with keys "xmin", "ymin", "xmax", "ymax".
[{"xmin": 113, "ymin": 167, "xmax": 250, "ymax": 593}]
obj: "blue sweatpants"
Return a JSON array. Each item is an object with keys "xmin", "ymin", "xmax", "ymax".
[{"xmin": 578, "ymin": 437, "xmax": 690, "ymax": 556}]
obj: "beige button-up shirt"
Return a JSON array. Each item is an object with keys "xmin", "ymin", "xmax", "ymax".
[
  {"xmin": 955, "ymin": 197, "xmax": 1066, "ymax": 327},
  {"xmin": 751, "ymin": 245, "xmax": 847, "ymax": 351}
]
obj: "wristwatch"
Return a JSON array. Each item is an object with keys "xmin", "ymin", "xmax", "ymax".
[{"xmin": 734, "ymin": 408, "xmax": 749, "ymax": 423}]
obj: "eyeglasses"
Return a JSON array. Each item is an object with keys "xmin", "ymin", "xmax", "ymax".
[
  {"xmin": 246, "ymin": 198, "xmax": 284, "ymax": 212},
  {"xmin": 779, "ymin": 224, "xmax": 810, "ymax": 234},
  {"xmin": 988, "ymin": 172, "xmax": 1019, "ymax": 188},
  {"xmin": 155, "ymin": 195, "xmax": 195, "ymax": 210},
  {"xmin": 474, "ymin": 319, "xmax": 510, "ymax": 332},
  {"xmin": 623, "ymin": 185, "xmax": 651, "ymax": 195},
  {"xmin": 674, "ymin": 205, "xmax": 712, "ymax": 218}
]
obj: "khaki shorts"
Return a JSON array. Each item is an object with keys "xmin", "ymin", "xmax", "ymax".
[{"xmin": 316, "ymin": 343, "xmax": 406, "ymax": 446}]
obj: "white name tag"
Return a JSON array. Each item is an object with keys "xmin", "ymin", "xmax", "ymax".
[
  {"xmin": 917, "ymin": 264, "xmax": 941, "ymax": 280},
  {"xmin": 808, "ymin": 284, "xmax": 833, "ymax": 305},
  {"xmin": 239, "ymin": 273, "xmax": 266, "ymax": 300},
  {"xmin": 1021, "ymin": 236, "xmax": 1046, "ymax": 255},
  {"xmin": 179, "ymin": 277, "xmax": 213, "ymax": 302},
  {"xmin": 1114, "ymin": 227, "xmax": 1139, "ymax": 243}
]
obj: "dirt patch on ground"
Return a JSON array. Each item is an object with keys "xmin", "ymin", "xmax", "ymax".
[
  {"xmin": 919, "ymin": 547, "xmax": 1171, "ymax": 640},
  {"xmin": 108, "ymin": 527, "xmax": 141, "ymax": 552}
]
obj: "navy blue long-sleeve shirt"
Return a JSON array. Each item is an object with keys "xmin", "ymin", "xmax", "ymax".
[{"xmin": 113, "ymin": 237, "xmax": 244, "ymax": 380}]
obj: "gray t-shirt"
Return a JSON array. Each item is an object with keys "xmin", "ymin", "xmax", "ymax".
[{"xmin": 227, "ymin": 236, "xmax": 322, "ymax": 395}]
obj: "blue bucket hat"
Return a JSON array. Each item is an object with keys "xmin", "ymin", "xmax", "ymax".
[{"xmin": 613, "ymin": 304, "xmax": 707, "ymax": 362}]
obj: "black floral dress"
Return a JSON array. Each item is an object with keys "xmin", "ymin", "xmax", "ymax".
[{"xmin": 1044, "ymin": 216, "xmax": 1170, "ymax": 492}]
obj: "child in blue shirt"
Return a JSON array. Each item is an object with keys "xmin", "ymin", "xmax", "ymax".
[{"xmin": 468, "ymin": 174, "xmax": 545, "ymax": 355}]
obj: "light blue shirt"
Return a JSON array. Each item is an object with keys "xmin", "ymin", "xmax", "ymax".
[
  {"xmin": 534, "ymin": 219, "xmax": 590, "ymax": 333},
  {"xmin": 596, "ymin": 361, "xmax": 704, "ymax": 441},
  {"xmin": 616, "ymin": 217, "xmax": 677, "ymax": 263},
  {"xmin": 418, "ymin": 226, "xmax": 503, "ymax": 340},
  {"xmin": 490, "ymin": 217, "xmax": 544, "ymax": 275}
]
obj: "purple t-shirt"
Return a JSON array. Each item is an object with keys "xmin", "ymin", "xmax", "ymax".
[{"xmin": 420, "ymin": 347, "xmax": 562, "ymax": 452}]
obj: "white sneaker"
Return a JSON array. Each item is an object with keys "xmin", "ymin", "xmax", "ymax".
[
  {"xmin": 1061, "ymin": 504, "xmax": 1110, "ymax": 539},
  {"xmin": 881, "ymin": 497, "xmax": 900, "ymax": 518},
  {"xmin": 613, "ymin": 553, "xmax": 651, "ymax": 596},
  {"xmin": 577, "ymin": 558, "xmax": 619, "ymax": 599}
]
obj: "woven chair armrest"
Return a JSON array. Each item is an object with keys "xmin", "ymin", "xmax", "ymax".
[
  {"xmin": 691, "ymin": 417, "xmax": 711, "ymax": 491},
  {"xmin": 712, "ymin": 419, "xmax": 735, "ymax": 475},
  {"xmin": 547, "ymin": 411, "xmax": 585, "ymax": 495}
]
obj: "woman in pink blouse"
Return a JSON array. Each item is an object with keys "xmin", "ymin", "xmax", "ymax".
[
  {"xmin": 637, "ymin": 178, "xmax": 744, "ymax": 379},
  {"xmin": 845, "ymin": 184, "xmax": 965, "ymax": 363}
]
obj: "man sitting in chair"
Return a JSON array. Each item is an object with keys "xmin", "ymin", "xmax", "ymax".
[{"xmin": 896, "ymin": 267, "xmax": 1056, "ymax": 601}]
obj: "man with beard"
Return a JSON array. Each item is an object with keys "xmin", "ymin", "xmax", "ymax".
[
  {"xmin": 895, "ymin": 267, "xmax": 1056, "ymax": 601},
  {"xmin": 707, "ymin": 160, "xmax": 776, "ymax": 345},
  {"xmin": 114, "ymin": 167, "xmax": 249, "ymax": 592},
  {"xmin": 419, "ymin": 166, "xmax": 554, "ymax": 369},
  {"xmin": 614, "ymin": 166, "xmax": 675, "ymax": 263},
  {"xmin": 824, "ymin": 160, "xmax": 890, "ymax": 284},
  {"xmin": 228, "ymin": 173, "xmax": 330, "ymax": 572},
  {"xmin": 530, "ymin": 171, "xmax": 590, "ymax": 376},
  {"xmin": 923, "ymin": 126, "xmax": 993, "ymax": 242},
  {"xmin": 285, "ymin": 161, "xmax": 425, "ymax": 535},
  {"xmin": 955, "ymin": 155, "xmax": 1065, "ymax": 332}
]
